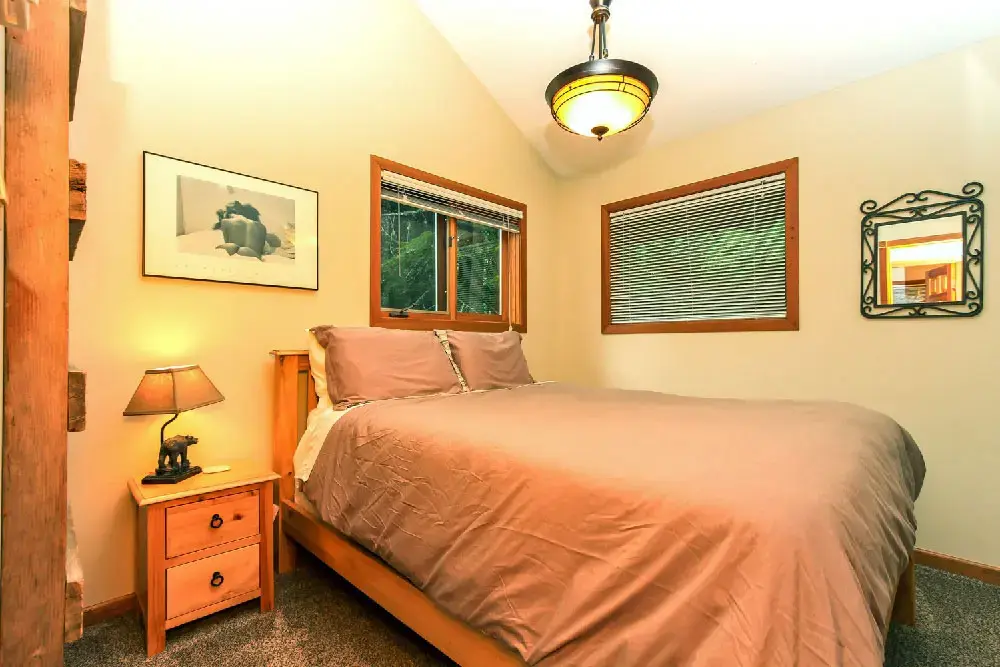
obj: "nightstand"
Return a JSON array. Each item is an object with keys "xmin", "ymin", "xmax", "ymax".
[{"xmin": 128, "ymin": 463, "xmax": 280, "ymax": 656}]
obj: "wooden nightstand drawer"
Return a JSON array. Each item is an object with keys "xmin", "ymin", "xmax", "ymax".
[
  {"xmin": 165, "ymin": 490, "xmax": 260, "ymax": 558},
  {"xmin": 166, "ymin": 544, "xmax": 260, "ymax": 621}
]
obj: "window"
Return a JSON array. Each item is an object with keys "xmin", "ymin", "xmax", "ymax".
[
  {"xmin": 601, "ymin": 158, "xmax": 799, "ymax": 334},
  {"xmin": 371, "ymin": 156, "xmax": 526, "ymax": 332}
]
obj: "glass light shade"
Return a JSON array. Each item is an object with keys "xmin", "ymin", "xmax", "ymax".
[
  {"xmin": 551, "ymin": 73, "xmax": 651, "ymax": 139},
  {"xmin": 546, "ymin": 58, "xmax": 658, "ymax": 140},
  {"xmin": 123, "ymin": 364, "xmax": 224, "ymax": 415}
]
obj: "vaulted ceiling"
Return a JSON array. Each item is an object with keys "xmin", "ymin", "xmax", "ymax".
[{"xmin": 414, "ymin": 0, "xmax": 1000, "ymax": 177}]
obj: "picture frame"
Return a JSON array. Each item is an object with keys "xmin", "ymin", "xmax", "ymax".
[{"xmin": 142, "ymin": 151, "xmax": 319, "ymax": 290}]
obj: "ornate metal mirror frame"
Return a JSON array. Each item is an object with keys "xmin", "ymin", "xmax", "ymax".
[{"xmin": 861, "ymin": 182, "xmax": 984, "ymax": 318}]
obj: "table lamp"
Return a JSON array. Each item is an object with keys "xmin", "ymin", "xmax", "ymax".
[{"xmin": 123, "ymin": 364, "xmax": 224, "ymax": 485}]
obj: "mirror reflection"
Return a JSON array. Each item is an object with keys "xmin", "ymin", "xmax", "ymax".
[{"xmin": 876, "ymin": 215, "xmax": 964, "ymax": 305}]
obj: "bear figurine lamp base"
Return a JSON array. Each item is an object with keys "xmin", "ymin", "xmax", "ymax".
[{"xmin": 123, "ymin": 365, "xmax": 225, "ymax": 485}]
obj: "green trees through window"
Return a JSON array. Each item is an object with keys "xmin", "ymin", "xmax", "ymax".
[
  {"xmin": 380, "ymin": 200, "xmax": 501, "ymax": 315},
  {"xmin": 456, "ymin": 220, "xmax": 500, "ymax": 315},
  {"xmin": 380, "ymin": 200, "xmax": 441, "ymax": 312}
]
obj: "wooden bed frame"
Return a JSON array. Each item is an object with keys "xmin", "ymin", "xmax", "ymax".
[{"xmin": 270, "ymin": 350, "xmax": 916, "ymax": 665}]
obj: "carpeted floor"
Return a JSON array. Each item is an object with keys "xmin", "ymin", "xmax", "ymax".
[{"xmin": 66, "ymin": 556, "xmax": 1000, "ymax": 666}]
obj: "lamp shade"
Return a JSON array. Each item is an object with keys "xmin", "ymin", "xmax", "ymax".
[{"xmin": 123, "ymin": 365, "xmax": 224, "ymax": 416}]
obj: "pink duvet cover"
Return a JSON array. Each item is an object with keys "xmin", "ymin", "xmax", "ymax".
[{"xmin": 303, "ymin": 383, "xmax": 924, "ymax": 666}]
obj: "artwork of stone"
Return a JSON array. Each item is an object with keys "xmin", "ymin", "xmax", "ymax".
[{"xmin": 212, "ymin": 200, "xmax": 295, "ymax": 261}]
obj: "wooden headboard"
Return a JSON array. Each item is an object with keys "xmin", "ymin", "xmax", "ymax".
[{"xmin": 270, "ymin": 350, "xmax": 315, "ymax": 571}]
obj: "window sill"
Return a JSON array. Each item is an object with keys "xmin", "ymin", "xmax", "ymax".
[
  {"xmin": 602, "ymin": 317, "xmax": 798, "ymax": 335},
  {"xmin": 372, "ymin": 312, "xmax": 525, "ymax": 334}
]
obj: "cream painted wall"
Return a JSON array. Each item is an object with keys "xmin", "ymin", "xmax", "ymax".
[
  {"xmin": 555, "ymin": 37, "xmax": 1000, "ymax": 566},
  {"xmin": 68, "ymin": 0, "xmax": 567, "ymax": 606}
]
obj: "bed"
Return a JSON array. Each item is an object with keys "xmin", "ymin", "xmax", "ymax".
[{"xmin": 271, "ymin": 349, "xmax": 923, "ymax": 666}]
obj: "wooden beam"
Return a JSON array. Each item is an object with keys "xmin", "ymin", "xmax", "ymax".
[
  {"xmin": 69, "ymin": 158, "xmax": 86, "ymax": 259},
  {"xmin": 68, "ymin": 366, "xmax": 86, "ymax": 431},
  {"xmin": 2, "ymin": 0, "xmax": 71, "ymax": 664}
]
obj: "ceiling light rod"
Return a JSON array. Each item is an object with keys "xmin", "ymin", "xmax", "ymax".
[
  {"xmin": 589, "ymin": 0, "xmax": 611, "ymax": 61},
  {"xmin": 545, "ymin": 0, "xmax": 658, "ymax": 141}
]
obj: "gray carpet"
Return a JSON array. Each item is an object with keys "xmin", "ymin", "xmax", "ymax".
[{"xmin": 66, "ymin": 557, "xmax": 1000, "ymax": 666}]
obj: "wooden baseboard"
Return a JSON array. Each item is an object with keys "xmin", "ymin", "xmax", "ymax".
[
  {"xmin": 82, "ymin": 594, "xmax": 138, "ymax": 629},
  {"xmin": 914, "ymin": 548, "xmax": 1000, "ymax": 587}
]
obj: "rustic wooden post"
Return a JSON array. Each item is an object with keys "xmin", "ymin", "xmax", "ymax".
[{"xmin": 2, "ymin": 0, "xmax": 71, "ymax": 664}]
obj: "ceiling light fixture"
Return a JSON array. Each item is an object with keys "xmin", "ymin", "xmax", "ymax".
[{"xmin": 545, "ymin": 0, "xmax": 658, "ymax": 141}]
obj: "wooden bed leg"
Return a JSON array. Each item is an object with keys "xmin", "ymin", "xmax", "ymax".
[
  {"xmin": 277, "ymin": 514, "xmax": 299, "ymax": 574},
  {"xmin": 891, "ymin": 554, "xmax": 916, "ymax": 626}
]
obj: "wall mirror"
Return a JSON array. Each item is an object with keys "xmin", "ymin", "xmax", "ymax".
[{"xmin": 861, "ymin": 182, "xmax": 984, "ymax": 318}]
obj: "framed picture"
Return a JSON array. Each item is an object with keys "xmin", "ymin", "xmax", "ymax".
[{"xmin": 142, "ymin": 152, "xmax": 319, "ymax": 290}]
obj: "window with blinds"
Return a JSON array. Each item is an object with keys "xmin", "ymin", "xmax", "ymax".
[
  {"xmin": 371, "ymin": 156, "xmax": 527, "ymax": 333},
  {"xmin": 602, "ymin": 159, "xmax": 799, "ymax": 334}
]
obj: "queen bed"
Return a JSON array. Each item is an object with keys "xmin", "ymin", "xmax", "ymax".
[{"xmin": 270, "ymin": 332, "xmax": 923, "ymax": 667}]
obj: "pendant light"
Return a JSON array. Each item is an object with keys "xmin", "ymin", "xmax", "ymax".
[{"xmin": 545, "ymin": 0, "xmax": 658, "ymax": 141}]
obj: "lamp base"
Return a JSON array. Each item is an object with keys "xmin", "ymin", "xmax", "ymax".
[{"xmin": 141, "ymin": 465, "xmax": 202, "ymax": 485}]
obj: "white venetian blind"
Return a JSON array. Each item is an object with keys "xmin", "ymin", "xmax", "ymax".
[
  {"xmin": 608, "ymin": 174, "xmax": 788, "ymax": 325},
  {"xmin": 381, "ymin": 171, "xmax": 522, "ymax": 233}
]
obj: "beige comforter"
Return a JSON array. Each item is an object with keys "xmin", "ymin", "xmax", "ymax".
[{"xmin": 304, "ymin": 383, "xmax": 924, "ymax": 666}]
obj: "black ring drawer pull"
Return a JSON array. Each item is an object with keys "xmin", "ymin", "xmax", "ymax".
[
  {"xmin": 210, "ymin": 514, "xmax": 224, "ymax": 529},
  {"xmin": 211, "ymin": 571, "xmax": 224, "ymax": 587}
]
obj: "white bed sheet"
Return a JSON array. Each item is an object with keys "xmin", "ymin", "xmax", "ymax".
[{"xmin": 293, "ymin": 403, "xmax": 354, "ymax": 483}]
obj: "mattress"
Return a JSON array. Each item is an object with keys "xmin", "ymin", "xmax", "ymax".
[{"xmin": 300, "ymin": 382, "xmax": 925, "ymax": 666}]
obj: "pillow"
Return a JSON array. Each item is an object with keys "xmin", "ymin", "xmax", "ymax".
[
  {"xmin": 445, "ymin": 330, "xmax": 533, "ymax": 391},
  {"xmin": 311, "ymin": 326, "xmax": 462, "ymax": 408},
  {"xmin": 306, "ymin": 330, "xmax": 333, "ymax": 410}
]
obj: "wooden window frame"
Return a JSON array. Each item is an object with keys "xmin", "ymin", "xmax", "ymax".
[
  {"xmin": 601, "ymin": 158, "xmax": 799, "ymax": 335},
  {"xmin": 370, "ymin": 155, "xmax": 527, "ymax": 333}
]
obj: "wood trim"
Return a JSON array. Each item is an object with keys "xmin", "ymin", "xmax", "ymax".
[
  {"xmin": 914, "ymin": 548, "xmax": 1000, "ymax": 587},
  {"xmin": 272, "ymin": 351, "xmax": 303, "ymax": 573},
  {"xmin": 283, "ymin": 501, "xmax": 523, "ymax": 666},
  {"xmin": 128, "ymin": 470, "xmax": 278, "ymax": 508},
  {"xmin": 369, "ymin": 155, "xmax": 528, "ymax": 333},
  {"xmin": 448, "ymin": 217, "xmax": 458, "ymax": 318},
  {"xmin": 141, "ymin": 504, "xmax": 167, "ymax": 656},
  {"xmin": 2, "ymin": 2, "xmax": 70, "ymax": 664},
  {"xmin": 601, "ymin": 158, "xmax": 800, "ymax": 335},
  {"xmin": 784, "ymin": 158, "xmax": 800, "ymax": 331},
  {"xmin": 436, "ymin": 214, "xmax": 449, "ymax": 309},
  {"xmin": 164, "ymin": 589, "xmax": 261, "ymax": 630},
  {"xmin": 878, "ymin": 244, "xmax": 889, "ymax": 304},
  {"xmin": 882, "ymin": 232, "xmax": 963, "ymax": 248},
  {"xmin": 259, "ymin": 482, "xmax": 276, "ymax": 612},
  {"xmin": 82, "ymin": 593, "xmax": 138, "ymax": 629}
]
